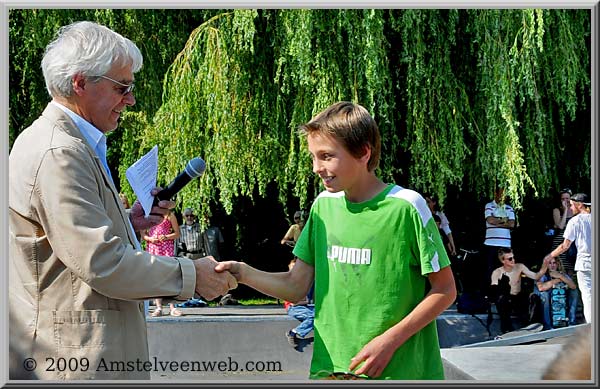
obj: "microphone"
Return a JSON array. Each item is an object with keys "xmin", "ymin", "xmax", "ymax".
[{"xmin": 153, "ymin": 157, "xmax": 206, "ymax": 205}]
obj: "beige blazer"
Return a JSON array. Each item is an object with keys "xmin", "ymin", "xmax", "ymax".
[{"xmin": 9, "ymin": 104, "xmax": 197, "ymax": 379}]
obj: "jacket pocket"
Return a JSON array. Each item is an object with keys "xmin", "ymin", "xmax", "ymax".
[{"xmin": 53, "ymin": 310, "xmax": 125, "ymax": 379}]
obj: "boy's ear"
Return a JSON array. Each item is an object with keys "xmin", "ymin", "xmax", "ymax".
[{"xmin": 359, "ymin": 145, "xmax": 371, "ymax": 165}]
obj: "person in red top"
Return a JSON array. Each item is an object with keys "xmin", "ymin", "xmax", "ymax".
[{"xmin": 143, "ymin": 210, "xmax": 183, "ymax": 317}]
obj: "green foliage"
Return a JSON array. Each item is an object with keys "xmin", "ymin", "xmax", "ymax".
[
  {"xmin": 147, "ymin": 9, "xmax": 397, "ymax": 222},
  {"xmin": 396, "ymin": 9, "xmax": 471, "ymax": 206},
  {"xmin": 9, "ymin": 9, "xmax": 591, "ymax": 213}
]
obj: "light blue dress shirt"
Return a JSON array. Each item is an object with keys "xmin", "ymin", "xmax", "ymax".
[{"xmin": 51, "ymin": 101, "xmax": 113, "ymax": 182}]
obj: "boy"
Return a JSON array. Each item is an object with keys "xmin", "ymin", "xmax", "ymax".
[
  {"xmin": 490, "ymin": 248, "xmax": 548, "ymax": 333},
  {"xmin": 216, "ymin": 102, "xmax": 456, "ymax": 379}
]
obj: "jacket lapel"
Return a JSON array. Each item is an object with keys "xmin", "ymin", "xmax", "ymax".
[{"xmin": 41, "ymin": 103, "xmax": 139, "ymax": 247}]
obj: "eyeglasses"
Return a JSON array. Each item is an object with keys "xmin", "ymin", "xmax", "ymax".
[
  {"xmin": 98, "ymin": 75, "xmax": 135, "ymax": 95},
  {"xmin": 504, "ymin": 256, "xmax": 515, "ymax": 261},
  {"xmin": 184, "ymin": 214, "xmax": 195, "ymax": 218}
]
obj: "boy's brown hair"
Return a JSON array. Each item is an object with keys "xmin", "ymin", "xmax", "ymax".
[{"xmin": 299, "ymin": 101, "xmax": 381, "ymax": 172}]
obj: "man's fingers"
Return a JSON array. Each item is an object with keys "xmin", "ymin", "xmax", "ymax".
[{"xmin": 157, "ymin": 199, "xmax": 176, "ymax": 210}]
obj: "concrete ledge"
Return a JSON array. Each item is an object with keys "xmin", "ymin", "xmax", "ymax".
[
  {"xmin": 441, "ymin": 344, "xmax": 563, "ymax": 381},
  {"xmin": 458, "ymin": 323, "xmax": 589, "ymax": 348},
  {"xmin": 146, "ymin": 306, "xmax": 574, "ymax": 381},
  {"xmin": 147, "ymin": 312, "xmax": 312, "ymax": 380}
]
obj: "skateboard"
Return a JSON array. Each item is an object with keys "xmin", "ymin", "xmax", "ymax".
[
  {"xmin": 495, "ymin": 322, "xmax": 543, "ymax": 339},
  {"xmin": 551, "ymin": 284, "xmax": 569, "ymax": 328}
]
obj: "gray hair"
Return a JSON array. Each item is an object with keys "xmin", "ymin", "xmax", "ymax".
[{"xmin": 41, "ymin": 21, "xmax": 143, "ymax": 98}]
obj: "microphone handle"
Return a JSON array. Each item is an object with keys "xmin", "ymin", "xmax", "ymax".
[{"xmin": 152, "ymin": 171, "xmax": 193, "ymax": 205}]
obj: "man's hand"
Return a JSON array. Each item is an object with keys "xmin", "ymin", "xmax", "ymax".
[
  {"xmin": 194, "ymin": 256, "xmax": 238, "ymax": 301},
  {"xmin": 214, "ymin": 261, "xmax": 244, "ymax": 283},
  {"xmin": 129, "ymin": 187, "xmax": 176, "ymax": 231}
]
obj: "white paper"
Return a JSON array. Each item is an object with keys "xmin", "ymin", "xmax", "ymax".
[{"xmin": 126, "ymin": 145, "xmax": 158, "ymax": 217}]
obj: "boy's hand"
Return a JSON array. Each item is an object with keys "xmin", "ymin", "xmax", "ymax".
[
  {"xmin": 215, "ymin": 261, "xmax": 244, "ymax": 282},
  {"xmin": 193, "ymin": 256, "xmax": 237, "ymax": 301},
  {"xmin": 348, "ymin": 333, "xmax": 397, "ymax": 378}
]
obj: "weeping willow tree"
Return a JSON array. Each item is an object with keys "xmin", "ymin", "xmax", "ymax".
[
  {"xmin": 392, "ymin": 9, "xmax": 590, "ymax": 209},
  {"xmin": 139, "ymin": 9, "xmax": 588, "ymax": 216},
  {"xmin": 142, "ymin": 9, "xmax": 398, "ymax": 223},
  {"xmin": 394, "ymin": 9, "xmax": 472, "ymax": 207},
  {"xmin": 9, "ymin": 9, "xmax": 591, "ymax": 217},
  {"xmin": 466, "ymin": 9, "xmax": 590, "ymax": 209}
]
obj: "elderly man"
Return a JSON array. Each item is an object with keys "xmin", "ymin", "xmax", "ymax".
[
  {"xmin": 9, "ymin": 21, "xmax": 236, "ymax": 380},
  {"xmin": 176, "ymin": 208, "xmax": 204, "ymax": 259}
]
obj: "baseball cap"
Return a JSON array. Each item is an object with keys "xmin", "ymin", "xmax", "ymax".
[{"xmin": 571, "ymin": 193, "xmax": 591, "ymax": 206}]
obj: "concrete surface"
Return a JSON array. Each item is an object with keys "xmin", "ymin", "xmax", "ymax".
[{"xmin": 146, "ymin": 304, "xmax": 586, "ymax": 381}]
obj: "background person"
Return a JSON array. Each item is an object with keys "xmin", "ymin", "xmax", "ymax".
[
  {"xmin": 424, "ymin": 193, "xmax": 456, "ymax": 256},
  {"xmin": 534, "ymin": 256, "xmax": 579, "ymax": 330},
  {"xmin": 119, "ymin": 192, "xmax": 131, "ymax": 209},
  {"xmin": 544, "ymin": 192, "xmax": 592, "ymax": 323},
  {"xmin": 284, "ymin": 259, "xmax": 315, "ymax": 346},
  {"xmin": 483, "ymin": 187, "xmax": 516, "ymax": 292},
  {"xmin": 175, "ymin": 207, "xmax": 209, "ymax": 308},
  {"xmin": 203, "ymin": 224, "xmax": 225, "ymax": 261},
  {"xmin": 551, "ymin": 188, "xmax": 576, "ymax": 276},
  {"xmin": 176, "ymin": 207, "xmax": 204, "ymax": 259},
  {"xmin": 143, "ymin": 210, "xmax": 183, "ymax": 317},
  {"xmin": 8, "ymin": 21, "xmax": 235, "ymax": 380},
  {"xmin": 281, "ymin": 210, "xmax": 305, "ymax": 248},
  {"xmin": 490, "ymin": 248, "xmax": 548, "ymax": 333}
]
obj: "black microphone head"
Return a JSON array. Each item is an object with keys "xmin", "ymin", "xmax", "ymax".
[{"xmin": 184, "ymin": 157, "xmax": 206, "ymax": 178}]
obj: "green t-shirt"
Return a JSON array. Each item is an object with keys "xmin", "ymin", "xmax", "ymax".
[{"xmin": 293, "ymin": 184, "xmax": 450, "ymax": 380}]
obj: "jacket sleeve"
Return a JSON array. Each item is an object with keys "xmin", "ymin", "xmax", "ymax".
[{"xmin": 33, "ymin": 144, "xmax": 196, "ymax": 301}]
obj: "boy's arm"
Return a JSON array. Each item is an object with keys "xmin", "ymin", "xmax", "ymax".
[
  {"xmin": 215, "ymin": 259, "xmax": 314, "ymax": 303},
  {"xmin": 348, "ymin": 266, "xmax": 456, "ymax": 378},
  {"xmin": 521, "ymin": 260, "xmax": 549, "ymax": 280},
  {"xmin": 546, "ymin": 239, "xmax": 573, "ymax": 260}
]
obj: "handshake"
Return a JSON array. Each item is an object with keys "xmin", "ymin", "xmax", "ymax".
[
  {"xmin": 192, "ymin": 257, "xmax": 240, "ymax": 301},
  {"xmin": 127, "ymin": 188, "xmax": 242, "ymax": 301}
]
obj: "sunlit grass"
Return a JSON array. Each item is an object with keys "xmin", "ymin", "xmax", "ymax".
[{"xmin": 205, "ymin": 297, "xmax": 281, "ymax": 307}]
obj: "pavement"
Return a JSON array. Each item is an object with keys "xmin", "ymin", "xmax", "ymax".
[{"xmin": 145, "ymin": 303, "xmax": 589, "ymax": 382}]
